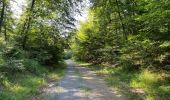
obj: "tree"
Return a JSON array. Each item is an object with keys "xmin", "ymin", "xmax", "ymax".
[
  {"xmin": 21, "ymin": 0, "xmax": 36, "ymax": 49},
  {"xmin": 0, "ymin": 0, "xmax": 6, "ymax": 34},
  {"xmin": 72, "ymin": 0, "xmax": 170, "ymax": 69}
]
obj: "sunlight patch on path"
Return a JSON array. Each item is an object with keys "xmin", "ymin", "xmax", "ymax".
[{"xmin": 43, "ymin": 60, "xmax": 125, "ymax": 100}]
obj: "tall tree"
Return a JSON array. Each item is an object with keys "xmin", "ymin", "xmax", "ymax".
[
  {"xmin": 21, "ymin": 0, "xmax": 36, "ymax": 49},
  {"xmin": 0, "ymin": 0, "xmax": 6, "ymax": 34}
]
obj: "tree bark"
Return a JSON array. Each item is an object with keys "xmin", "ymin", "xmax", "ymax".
[
  {"xmin": 115, "ymin": 0, "xmax": 127, "ymax": 40},
  {"xmin": 0, "ymin": 0, "xmax": 6, "ymax": 34},
  {"xmin": 22, "ymin": 0, "xmax": 36, "ymax": 49},
  {"xmin": 4, "ymin": 14, "xmax": 7, "ymax": 41},
  {"xmin": 168, "ymin": 23, "xmax": 170, "ymax": 34}
]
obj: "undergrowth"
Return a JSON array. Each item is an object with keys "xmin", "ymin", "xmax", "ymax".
[
  {"xmin": 0, "ymin": 62, "xmax": 66, "ymax": 100},
  {"xmin": 0, "ymin": 39, "xmax": 66, "ymax": 100}
]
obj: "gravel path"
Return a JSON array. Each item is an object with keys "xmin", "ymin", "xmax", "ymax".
[{"xmin": 43, "ymin": 60, "xmax": 124, "ymax": 100}]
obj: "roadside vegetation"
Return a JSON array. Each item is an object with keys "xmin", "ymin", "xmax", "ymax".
[
  {"xmin": 77, "ymin": 61, "xmax": 170, "ymax": 100},
  {"xmin": 71, "ymin": 0, "xmax": 170, "ymax": 100},
  {"xmin": 0, "ymin": 0, "xmax": 80, "ymax": 99},
  {"xmin": 0, "ymin": 45, "xmax": 66, "ymax": 99},
  {"xmin": 0, "ymin": 63, "xmax": 65, "ymax": 100},
  {"xmin": 1, "ymin": 0, "xmax": 170, "ymax": 100}
]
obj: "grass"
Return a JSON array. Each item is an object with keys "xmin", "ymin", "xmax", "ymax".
[
  {"xmin": 0, "ymin": 62, "xmax": 66, "ymax": 100},
  {"xmin": 79, "ymin": 86, "xmax": 92, "ymax": 96},
  {"xmin": 47, "ymin": 63, "xmax": 66, "ymax": 82},
  {"xmin": 76, "ymin": 61, "xmax": 170, "ymax": 100}
]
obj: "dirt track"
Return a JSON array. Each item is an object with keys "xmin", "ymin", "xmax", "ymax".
[{"xmin": 43, "ymin": 60, "xmax": 124, "ymax": 100}]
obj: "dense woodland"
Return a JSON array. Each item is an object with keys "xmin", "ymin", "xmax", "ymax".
[
  {"xmin": 0, "ymin": 0, "xmax": 170, "ymax": 99},
  {"xmin": 0, "ymin": 0, "xmax": 82, "ymax": 99},
  {"xmin": 72, "ymin": 0, "xmax": 170, "ymax": 70},
  {"xmin": 0, "ymin": 0, "xmax": 79, "ymax": 73},
  {"xmin": 71, "ymin": 0, "xmax": 170, "ymax": 99}
]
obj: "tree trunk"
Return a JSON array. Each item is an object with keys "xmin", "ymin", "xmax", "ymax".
[
  {"xmin": 22, "ymin": 0, "xmax": 36, "ymax": 49},
  {"xmin": 4, "ymin": 2, "xmax": 7, "ymax": 41},
  {"xmin": 0, "ymin": 0, "xmax": 6, "ymax": 34},
  {"xmin": 115, "ymin": 0, "xmax": 127, "ymax": 40},
  {"xmin": 168, "ymin": 23, "xmax": 170, "ymax": 34},
  {"xmin": 4, "ymin": 17, "xmax": 7, "ymax": 41}
]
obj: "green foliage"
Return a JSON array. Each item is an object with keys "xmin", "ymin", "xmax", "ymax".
[
  {"xmin": 1, "ymin": 0, "xmax": 170, "ymax": 99},
  {"xmin": 71, "ymin": 1, "xmax": 170, "ymax": 99},
  {"xmin": 0, "ymin": 63, "xmax": 65, "ymax": 100},
  {"xmin": 78, "ymin": 61, "xmax": 170, "ymax": 100},
  {"xmin": 0, "ymin": 74, "xmax": 46, "ymax": 100},
  {"xmin": 23, "ymin": 59, "xmax": 42, "ymax": 74},
  {"xmin": 0, "ymin": 0, "xmax": 82, "ymax": 99},
  {"xmin": 63, "ymin": 50, "xmax": 73, "ymax": 60},
  {"xmin": 72, "ymin": 0, "xmax": 170, "ymax": 70}
]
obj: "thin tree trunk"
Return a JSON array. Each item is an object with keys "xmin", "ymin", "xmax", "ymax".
[
  {"xmin": 4, "ymin": 17, "xmax": 7, "ymax": 41},
  {"xmin": 0, "ymin": 0, "xmax": 5, "ymax": 34},
  {"xmin": 115, "ymin": 0, "xmax": 127, "ymax": 40},
  {"xmin": 131, "ymin": 0, "xmax": 137, "ymax": 34},
  {"xmin": 168, "ymin": 23, "xmax": 170, "ymax": 34},
  {"xmin": 22, "ymin": 0, "xmax": 36, "ymax": 49},
  {"xmin": 22, "ymin": 17, "xmax": 32, "ymax": 49},
  {"xmin": 4, "ymin": 3, "xmax": 7, "ymax": 41}
]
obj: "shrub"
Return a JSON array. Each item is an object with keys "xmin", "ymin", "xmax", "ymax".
[
  {"xmin": 63, "ymin": 50, "xmax": 73, "ymax": 60},
  {"xmin": 4, "ymin": 48, "xmax": 25, "ymax": 59},
  {"xmin": 163, "ymin": 65, "xmax": 170, "ymax": 71},
  {"xmin": 23, "ymin": 59, "xmax": 42, "ymax": 75},
  {"xmin": 36, "ymin": 51, "xmax": 53, "ymax": 64},
  {"xmin": 0, "ymin": 59, "xmax": 25, "ymax": 74}
]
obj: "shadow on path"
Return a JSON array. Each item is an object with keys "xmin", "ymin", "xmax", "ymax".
[{"xmin": 43, "ymin": 60, "xmax": 124, "ymax": 100}]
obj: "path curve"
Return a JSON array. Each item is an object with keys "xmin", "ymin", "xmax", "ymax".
[{"xmin": 43, "ymin": 60, "xmax": 124, "ymax": 100}]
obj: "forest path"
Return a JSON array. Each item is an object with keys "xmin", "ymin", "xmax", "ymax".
[{"xmin": 43, "ymin": 60, "xmax": 124, "ymax": 100}]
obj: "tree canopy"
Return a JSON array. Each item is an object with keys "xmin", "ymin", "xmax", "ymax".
[
  {"xmin": 1, "ymin": 0, "xmax": 170, "ymax": 99},
  {"xmin": 71, "ymin": 0, "xmax": 170, "ymax": 70}
]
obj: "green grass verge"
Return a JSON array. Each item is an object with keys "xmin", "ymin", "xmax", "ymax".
[
  {"xmin": 77, "ymin": 61, "xmax": 170, "ymax": 100},
  {"xmin": 0, "ymin": 62, "xmax": 66, "ymax": 100}
]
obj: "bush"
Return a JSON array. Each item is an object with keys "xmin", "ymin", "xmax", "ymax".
[
  {"xmin": 23, "ymin": 59, "xmax": 42, "ymax": 75},
  {"xmin": 36, "ymin": 51, "xmax": 53, "ymax": 64},
  {"xmin": 63, "ymin": 50, "xmax": 73, "ymax": 60},
  {"xmin": 163, "ymin": 65, "xmax": 170, "ymax": 71},
  {"xmin": 27, "ymin": 45, "xmax": 63, "ymax": 65},
  {"xmin": 4, "ymin": 48, "xmax": 25, "ymax": 59},
  {"xmin": 0, "ymin": 46, "xmax": 45, "ymax": 75},
  {"xmin": 0, "ymin": 59, "xmax": 25, "ymax": 74}
]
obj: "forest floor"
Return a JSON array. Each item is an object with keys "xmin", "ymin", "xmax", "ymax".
[{"xmin": 43, "ymin": 60, "xmax": 124, "ymax": 100}]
